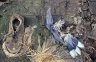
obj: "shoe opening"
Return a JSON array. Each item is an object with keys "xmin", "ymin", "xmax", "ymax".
[
  {"xmin": 12, "ymin": 18, "xmax": 20, "ymax": 31},
  {"xmin": 0, "ymin": 0, "xmax": 7, "ymax": 2}
]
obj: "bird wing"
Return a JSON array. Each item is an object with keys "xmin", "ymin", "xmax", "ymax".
[
  {"xmin": 46, "ymin": 8, "xmax": 53, "ymax": 30},
  {"xmin": 51, "ymin": 27, "xmax": 64, "ymax": 44},
  {"xmin": 46, "ymin": 8, "xmax": 64, "ymax": 44}
]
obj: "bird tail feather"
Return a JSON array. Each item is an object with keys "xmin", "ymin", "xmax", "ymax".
[
  {"xmin": 75, "ymin": 47, "xmax": 81, "ymax": 55},
  {"xmin": 46, "ymin": 8, "xmax": 53, "ymax": 30},
  {"xmin": 77, "ymin": 41, "xmax": 84, "ymax": 48},
  {"xmin": 70, "ymin": 47, "xmax": 81, "ymax": 58},
  {"xmin": 69, "ymin": 50, "xmax": 78, "ymax": 58}
]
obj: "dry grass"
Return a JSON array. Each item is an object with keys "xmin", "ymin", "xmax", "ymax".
[{"xmin": 26, "ymin": 36, "xmax": 64, "ymax": 62}]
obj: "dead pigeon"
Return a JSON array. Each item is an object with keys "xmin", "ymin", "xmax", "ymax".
[{"xmin": 46, "ymin": 8, "xmax": 85, "ymax": 58}]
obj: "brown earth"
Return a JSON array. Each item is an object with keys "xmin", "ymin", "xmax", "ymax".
[{"xmin": 0, "ymin": 0, "xmax": 96, "ymax": 62}]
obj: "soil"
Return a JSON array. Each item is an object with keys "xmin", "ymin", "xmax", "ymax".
[{"xmin": 0, "ymin": 0, "xmax": 96, "ymax": 62}]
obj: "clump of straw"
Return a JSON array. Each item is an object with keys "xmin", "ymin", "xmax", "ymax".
[{"xmin": 27, "ymin": 36, "xmax": 64, "ymax": 62}]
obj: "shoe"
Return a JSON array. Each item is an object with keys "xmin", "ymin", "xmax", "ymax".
[{"xmin": 2, "ymin": 14, "xmax": 24, "ymax": 57}]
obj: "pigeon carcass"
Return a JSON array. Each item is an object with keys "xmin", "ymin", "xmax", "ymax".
[{"xmin": 46, "ymin": 8, "xmax": 85, "ymax": 58}]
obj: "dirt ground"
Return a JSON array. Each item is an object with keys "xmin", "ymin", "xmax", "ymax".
[{"xmin": 0, "ymin": 0, "xmax": 96, "ymax": 62}]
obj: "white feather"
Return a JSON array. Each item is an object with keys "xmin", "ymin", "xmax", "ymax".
[
  {"xmin": 75, "ymin": 47, "xmax": 81, "ymax": 55},
  {"xmin": 77, "ymin": 41, "xmax": 84, "ymax": 48},
  {"xmin": 69, "ymin": 50, "xmax": 77, "ymax": 58}
]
